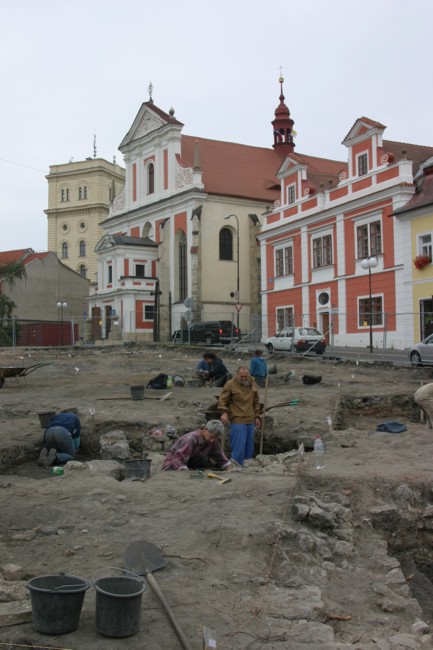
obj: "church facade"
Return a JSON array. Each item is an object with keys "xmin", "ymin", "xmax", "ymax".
[{"xmin": 87, "ymin": 79, "xmax": 433, "ymax": 348}]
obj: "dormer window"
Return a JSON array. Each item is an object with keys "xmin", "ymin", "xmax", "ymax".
[
  {"xmin": 287, "ymin": 184, "xmax": 296, "ymax": 205},
  {"xmin": 357, "ymin": 153, "xmax": 368, "ymax": 177}
]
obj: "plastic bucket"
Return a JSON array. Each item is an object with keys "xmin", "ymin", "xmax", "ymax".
[
  {"xmin": 94, "ymin": 570, "xmax": 146, "ymax": 638},
  {"xmin": 26, "ymin": 574, "xmax": 89, "ymax": 634},
  {"xmin": 123, "ymin": 458, "xmax": 152, "ymax": 480},
  {"xmin": 172, "ymin": 374, "xmax": 185, "ymax": 387},
  {"xmin": 38, "ymin": 411, "xmax": 56, "ymax": 428},
  {"xmin": 130, "ymin": 385, "xmax": 145, "ymax": 400}
]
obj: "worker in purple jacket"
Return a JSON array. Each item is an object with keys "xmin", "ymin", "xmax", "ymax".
[{"xmin": 162, "ymin": 420, "xmax": 231, "ymax": 471}]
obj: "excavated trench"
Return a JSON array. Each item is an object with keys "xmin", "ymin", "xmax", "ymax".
[{"xmin": 2, "ymin": 390, "xmax": 433, "ymax": 629}]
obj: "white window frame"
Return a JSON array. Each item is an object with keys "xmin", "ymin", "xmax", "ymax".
[
  {"xmin": 287, "ymin": 183, "xmax": 296, "ymax": 205},
  {"xmin": 418, "ymin": 233, "xmax": 432, "ymax": 258},
  {"xmin": 275, "ymin": 244, "xmax": 293, "ymax": 277},
  {"xmin": 143, "ymin": 304, "xmax": 154, "ymax": 321},
  {"xmin": 312, "ymin": 232, "xmax": 333, "ymax": 269},
  {"xmin": 276, "ymin": 306, "xmax": 294, "ymax": 331},
  {"xmin": 358, "ymin": 294, "xmax": 384, "ymax": 327},
  {"xmin": 356, "ymin": 218, "xmax": 382, "ymax": 259}
]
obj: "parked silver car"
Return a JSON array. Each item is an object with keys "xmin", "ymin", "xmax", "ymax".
[
  {"xmin": 409, "ymin": 333, "xmax": 433, "ymax": 366},
  {"xmin": 265, "ymin": 326, "xmax": 326, "ymax": 355}
]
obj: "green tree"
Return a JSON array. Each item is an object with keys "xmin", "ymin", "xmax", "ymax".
[{"xmin": 0, "ymin": 261, "xmax": 26, "ymax": 320}]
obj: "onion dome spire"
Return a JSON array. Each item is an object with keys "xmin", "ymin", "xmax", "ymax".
[{"xmin": 272, "ymin": 75, "xmax": 295, "ymax": 154}]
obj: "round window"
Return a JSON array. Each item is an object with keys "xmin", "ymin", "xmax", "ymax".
[
  {"xmin": 61, "ymin": 223, "xmax": 69, "ymax": 233},
  {"xmin": 318, "ymin": 291, "xmax": 330, "ymax": 306}
]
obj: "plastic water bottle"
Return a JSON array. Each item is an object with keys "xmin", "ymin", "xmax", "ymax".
[{"xmin": 313, "ymin": 435, "xmax": 325, "ymax": 469}]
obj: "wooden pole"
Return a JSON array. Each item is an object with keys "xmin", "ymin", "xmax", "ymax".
[{"xmin": 259, "ymin": 375, "xmax": 269, "ymax": 455}]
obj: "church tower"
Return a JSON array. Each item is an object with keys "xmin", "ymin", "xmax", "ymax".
[{"xmin": 272, "ymin": 75, "xmax": 295, "ymax": 155}]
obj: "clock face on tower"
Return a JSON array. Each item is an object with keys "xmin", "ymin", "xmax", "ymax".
[{"xmin": 318, "ymin": 291, "xmax": 330, "ymax": 306}]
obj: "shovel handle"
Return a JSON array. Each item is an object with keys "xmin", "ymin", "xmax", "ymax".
[{"xmin": 146, "ymin": 572, "xmax": 193, "ymax": 650}]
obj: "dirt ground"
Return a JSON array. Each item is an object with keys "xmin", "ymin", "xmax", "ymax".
[{"xmin": 1, "ymin": 343, "xmax": 433, "ymax": 649}]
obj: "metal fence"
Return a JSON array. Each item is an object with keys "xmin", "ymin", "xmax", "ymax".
[
  {"xmin": 0, "ymin": 318, "xmax": 78, "ymax": 348},
  {"xmin": 1, "ymin": 311, "xmax": 430, "ymax": 350}
]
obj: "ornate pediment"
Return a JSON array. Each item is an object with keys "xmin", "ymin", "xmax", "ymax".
[
  {"xmin": 120, "ymin": 102, "xmax": 182, "ymax": 150},
  {"xmin": 95, "ymin": 235, "xmax": 117, "ymax": 253},
  {"xmin": 134, "ymin": 111, "xmax": 165, "ymax": 139}
]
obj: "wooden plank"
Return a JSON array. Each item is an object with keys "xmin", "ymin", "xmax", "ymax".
[{"xmin": 97, "ymin": 392, "xmax": 172, "ymax": 401}]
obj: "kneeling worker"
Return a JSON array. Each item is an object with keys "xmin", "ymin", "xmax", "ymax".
[
  {"xmin": 38, "ymin": 411, "xmax": 81, "ymax": 467},
  {"xmin": 162, "ymin": 420, "xmax": 231, "ymax": 471}
]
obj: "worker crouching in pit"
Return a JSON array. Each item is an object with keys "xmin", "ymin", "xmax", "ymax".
[
  {"xmin": 162, "ymin": 420, "xmax": 231, "ymax": 471},
  {"xmin": 38, "ymin": 411, "xmax": 81, "ymax": 468}
]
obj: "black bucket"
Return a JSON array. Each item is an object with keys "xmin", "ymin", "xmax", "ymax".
[
  {"xmin": 123, "ymin": 458, "xmax": 152, "ymax": 480},
  {"xmin": 130, "ymin": 385, "xmax": 145, "ymax": 400},
  {"xmin": 94, "ymin": 570, "xmax": 146, "ymax": 638},
  {"xmin": 26, "ymin": 574, "xmax": 89, "ymax": 634},
  {"xmin": 38, "ymin": 411, "xmax": 56, "ymax": 428}
]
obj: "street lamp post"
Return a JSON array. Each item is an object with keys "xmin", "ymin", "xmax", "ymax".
[
  {"xmin": 360, "ymin": 256, "xmax": 378, "ymax": 353},
  {"xmin": 56, "ymin": 300, "xmax": 68, "ymax": 346},
  {"xmin": 224, "ymin": 214, "xmax": 240, "ymax": 331}
]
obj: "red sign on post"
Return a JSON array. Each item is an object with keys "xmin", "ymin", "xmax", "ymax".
[{"xmin": 235, "ymin": 303, "xmax": 243, "ymax": 313}]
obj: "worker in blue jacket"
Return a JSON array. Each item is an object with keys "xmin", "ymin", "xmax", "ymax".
[
  {"xmin": 249, "ymin": 350, "xmax": 268, "ymax": 387},
  {"xmin": 38, "ymin": 412, "xmax": 81, "ymax": 467}
]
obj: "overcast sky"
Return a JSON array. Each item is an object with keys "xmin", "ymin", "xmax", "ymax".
[{"xmin": 2, "ymin": 0, "xmax": 433, "ymax": 252}]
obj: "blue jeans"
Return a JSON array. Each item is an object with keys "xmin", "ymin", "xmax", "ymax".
[
  {"xmin": 230, "ymin": 423, "xmax": 255, "ymax": 465},
  {"xmin": 44, "ymin": 426, "xmax": 77, "ymax": 464}
]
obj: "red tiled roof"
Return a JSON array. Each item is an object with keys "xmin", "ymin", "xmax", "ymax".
[
  {"xmin": 181, "ymin": 136, "xmax": 345, "ymax": 203},
  {"xmin": 342, "ymin": 116, "xmax": 387, "ymax": 143},
  {"xmin": 383, "ymin": 140, "xmax": 433, "ymax": 176},
  {"xmin": 393, "ymin": 162, "xmax": 433, "ymax": 215},
  {"xmin": 0, "ymin": 249, "xmax": 33, "ymax": 265},
  {"xmin": 181, "ymin": 135, "xmax": 282, "ymax": 202},
  {"xmin": 22, "ymin": 252, "xmax": 52, "ymax": 265}
]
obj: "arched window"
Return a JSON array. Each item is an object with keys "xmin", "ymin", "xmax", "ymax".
[
  {"xmin": 62, "ymin": 242, "xmax": 69, "ymax": 258},
  {"xmin": 147, "ymin": 163, "xmax": 155, "ymax": 195},
  {"xmin": 79, "ymin": 265, "xmax": 87, "ymax": 278},
  {"xmin": 79, "ymin": 240, "xmax": 86, "ymax": 257},
  {"xmin": 142, "ymin": 222, "xmax": 152, "ymax": 239},
  {"xmin": 178, "ymin": 231, "xmax": 187, "ymax": 301},
  {"xmin": 219, "ymin": 227, "xmax": 233, "ymax": 260}
]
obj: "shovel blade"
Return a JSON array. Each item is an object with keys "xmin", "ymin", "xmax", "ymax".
[{"xmin": 124, "ymin": 540, "xmax": 167, "ymax": 576}]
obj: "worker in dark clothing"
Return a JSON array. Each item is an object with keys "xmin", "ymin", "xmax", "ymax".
[
  {"xmin": 203, "ymin": 352, "xmax": 232, "ymax": 387},
  {"xmin": 38, "ymin": 412, "xmax": 81, "ymax": 467}
]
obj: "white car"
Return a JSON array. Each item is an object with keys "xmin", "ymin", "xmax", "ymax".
[
  {"xmin": 409, "ymin": 333, "xmax": 433, "ymax": 366},
  {"xmin": 265, "ymin": 326, "xmax": 326, "ymax": 355}
]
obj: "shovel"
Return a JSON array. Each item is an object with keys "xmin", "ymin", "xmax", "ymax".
[{"xmin": 124, "ymin": 540, "xmax": 193, "ymax": 650}]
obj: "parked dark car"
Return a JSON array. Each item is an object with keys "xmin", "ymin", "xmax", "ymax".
[{"xmin": 173, "ymin": 320, "xmax": 241, "ymax": 345}]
